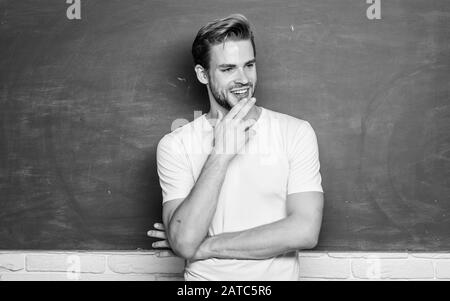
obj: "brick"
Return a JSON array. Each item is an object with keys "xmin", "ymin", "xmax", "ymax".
[
  {"xmin": 345, "ymin": 277, "xmax": 398, "ymax": 281},
  {"xmin": 299, "ymin": 277, "xmax": 331, "ymax": 281},
  {"xmin": 155, "ymin": 274, "xmax": 185, "ymax": 281},
  {"xmin": 299, "ymin": 257, "xmax": 350, "ymax": 279},
  {"xmin": 352, "ymin": 259, "xmax": 434, "ymax": 279},
  {"xmin": 87, "ymin": 251, "xmax": 157, "ymax": 256},
  {"xmin": 411, "ymin": 253, "xmax": 450, "ymax": 259},
  {"xmin": 1, "ymin": 272, "xmax": 73, "ymax": 281},
  {"xmin": 0, "ymin": 254, "xmax": 25, "ymax": 271},
  {"xmin": 327, "ymin": 253, "xmax": 366, "ymax": 258},
  {"xmin": 298, "ymin": 252, "xmax": 327, "ymax": 258},
  {"xmin": 0, "ymin": 272, "xmax": 156, "ymax": 281},
  {"xmin": 328, "ymin": 252, "xmax": 408, "ymax": 259},
  {"xmin": 26, "ymin": 254, "xmax": 106, "ymax": 273},
  {"xmin": 435, "ymin": 260, "xmax": 450, "ymax": 279},
  {"xmin": 108, "ymin": 254, "xmax": 185, "ymax": 274},
  {"xmin": 79, "ymin": 273, "xmax": 157, "ymax": 281}
]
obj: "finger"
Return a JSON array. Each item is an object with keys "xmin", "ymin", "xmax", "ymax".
[
  {"xmin": 239, "ymin": 118, "xmax": 256, "ymax": 131},
  {"xmin": 156, "ymin": 250, "xmax": 176, "ymax": 258},
  {"xmin": 216, "ymin": 110, "xmax": 223, "ymax": 125},
  {"xmin": 234, "ymin": 98, "xmax": 256, "ymax": 121},
  {"xmin": 152, "ymin": 240, "xmax": 170, "ymax": 248},
  {"xmin": 153, "ymin": 223, "xmax": 165, "ymax": 230},
  {"xmin": 226, "ymin": 97, "xmax": 250, "ymax": 120},
  {"xmin": 147, "ymin": 230, "xmax": 166, "ymax": 239},
  {"xmin": 244, "ymin": 128, "xmax": 256, "ymax": 138}
]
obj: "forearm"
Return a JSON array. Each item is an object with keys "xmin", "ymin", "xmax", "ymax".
[
  {"xmin": 168, "ymin": 151, "xmax": 231, "ymax": 257},
  {"xmin": 194, "ymin": 215, "xmax": 318, "ymax": 260}
]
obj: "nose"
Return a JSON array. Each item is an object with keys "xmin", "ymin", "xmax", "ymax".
[{"xmin": 235, "ymin": 67, "xmax": 249, "ymax": 85}]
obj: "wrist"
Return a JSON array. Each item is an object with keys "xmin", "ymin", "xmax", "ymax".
[
  {"xmin": 210, "ymin": 148, "xmax": 234, "ymax": 164},
  {"xmin": 192, "ymin": 237, "xmax": 213, "ymax": 261}
]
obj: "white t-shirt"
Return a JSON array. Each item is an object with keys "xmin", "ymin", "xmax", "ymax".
[{"xmin": 156, "ymin": 107, "xmax": 323, "ymax": 281}]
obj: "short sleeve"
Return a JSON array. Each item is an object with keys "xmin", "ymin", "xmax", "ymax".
[
  {"xmin": 287, "ymin": 121, "xmax": 323, "ymax": 194},
  {"xmin": 156, "ymin": 134, "xmax": 195, "ymax": 203}
]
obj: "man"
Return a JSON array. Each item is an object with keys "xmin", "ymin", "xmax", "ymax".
[{"xmin": 148, "ymin": 14, "xmax": 324, "ymax": 281}]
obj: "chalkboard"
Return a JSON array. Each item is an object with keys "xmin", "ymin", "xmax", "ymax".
[{"xmin": 0, "ymin": 0, "xmax": 449, "ymax": 250}]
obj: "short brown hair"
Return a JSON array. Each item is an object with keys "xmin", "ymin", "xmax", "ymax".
[{"xmin": 191, "ymin": 14, "xmax": 256, "ymax": 70}]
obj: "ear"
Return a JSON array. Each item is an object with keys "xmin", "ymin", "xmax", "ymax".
[{"xmin": 194, "ymin": 64, "xmax": 209, "ymax": 85}]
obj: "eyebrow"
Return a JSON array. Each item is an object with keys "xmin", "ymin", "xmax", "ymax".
[{"xmin": 218, "ymin": 59, "xmax": 256, "ymax": 68}]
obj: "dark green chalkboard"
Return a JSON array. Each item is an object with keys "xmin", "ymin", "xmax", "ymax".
[{"xmin": 0, "ymin": 0, "xmax": 449, "ymax": 250}]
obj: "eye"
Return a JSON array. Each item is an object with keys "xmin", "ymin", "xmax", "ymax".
[
  {"xmin": 221, "ymin": 68, "xmax": 233, "ymax": 72},
  {"xmin": 246, "ymin": 63, "xmax": 255, "ymax": 68}
]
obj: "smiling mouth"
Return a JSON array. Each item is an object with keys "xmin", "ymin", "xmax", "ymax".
[{"xmin": 230, "ymin": 87, "xmax": 250, "ymax": 99}]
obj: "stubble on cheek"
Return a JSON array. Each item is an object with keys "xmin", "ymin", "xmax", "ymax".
[{"xmin": 214, "ymin": 86, "xmax": 232, "ymax": 110}]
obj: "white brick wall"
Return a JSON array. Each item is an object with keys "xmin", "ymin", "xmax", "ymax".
[
  {"xmin": 0, "ymin": 251, "xmax": 186, "ymax": 281},
  {"xmin": 0, "ymin": 251, "xmax": 449, "ymax": 281},
  {"xmin": 299, "ymin": 256, "xmax": 351, "ymax": 279},
  {"xmin": 26, "ymin": 254, "xmax": 106, "ymax": 273},
  {"xmin": 108, "ymin": 255, "xmax": 184, "ymax": 274},
  {"xmin": 0, "ymin": 254, "xmax": 24, "ymax": 271}
]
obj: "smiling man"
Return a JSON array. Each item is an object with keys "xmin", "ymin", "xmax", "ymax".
[{"xmin": 150, "ymin": 14, "xmax": 324, "ymax": 281}]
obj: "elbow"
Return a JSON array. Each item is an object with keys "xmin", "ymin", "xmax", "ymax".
[
  {"xmin": 303, "ymin": 235, "xmax": 319, "ymax": 249},
  {"xmin": 169, "ymin": 233, "xmax": 200, "ymax": 260},
  {"xmin": 291, "ymin": 234, "xmax": 318, "ymax": 250},
  {"xmin": 291, "ymin": 228, "xmax": 320, "ymax": 250},
  {"xmin": 172, "ymin": 244, "xmax": 197, "ymax": 260},
  {"xmin": 289, "ymin": 235, "xmax": 318, "ymax": 250},
  {"xmin": 290, "ymin": 216, "xmax": 322, "ymax": 250}
]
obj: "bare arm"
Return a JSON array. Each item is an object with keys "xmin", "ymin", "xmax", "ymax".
[
  {"xmin": 163, "ymin": 98, "xmax": 257, "ymax": 259},
  {"xmin": 163, "ymin": 152, "xmax": 231, "ymax": 259},
  {"xmin": 191, "ymin": 191, "xmax": 324, "ymax": 260}
]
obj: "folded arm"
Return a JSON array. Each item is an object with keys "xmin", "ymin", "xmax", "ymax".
[
  {"xmin": 162, "ymin": 152, "xmax": 231, "ymax": 260},
  {"xmin": 192, "ymin": 191, "xmax": 324, "ymax": 260}
]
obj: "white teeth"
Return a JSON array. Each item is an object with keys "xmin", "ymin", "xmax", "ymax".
[{"xmin": 232, "ymin": 88, "xmax": 249, "ymax": 95}]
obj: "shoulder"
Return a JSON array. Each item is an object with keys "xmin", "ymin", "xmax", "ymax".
[
  {"xmin": 157, "ymin": 114, "xmax": 206, "ymax": 152},
  {"xmin": 263, "ymin": 107, "xmax": 315, "ymax": 136}
]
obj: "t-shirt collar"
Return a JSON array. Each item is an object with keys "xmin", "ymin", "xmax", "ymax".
[{"xmin": 202, "ymin": 106, "xmax": 265, "ymax": 132}]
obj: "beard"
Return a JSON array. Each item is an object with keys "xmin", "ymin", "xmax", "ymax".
[
  {"xmin": 209, "ymin": 82, "xmax": 256, "ymax": 111},
  {"xmin": 211, "ymin": 88, "xmax": 233, "ymax": 111}
]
